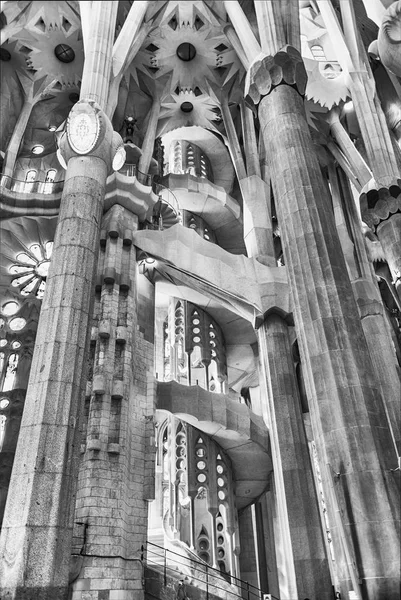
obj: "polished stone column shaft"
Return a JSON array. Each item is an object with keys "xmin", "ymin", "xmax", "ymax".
[
  {"xmin": 256, "ymin": 71, "xmax": 400, "ymax": 598},
  {"xmin": 0, "ymin": 155, "xmax": 107, "ymax": 600},
  {"xmin": 258, "ymin": 314, "xmax": 332, "ymax": 600}
]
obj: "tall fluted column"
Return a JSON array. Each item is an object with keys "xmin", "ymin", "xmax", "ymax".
[
  {"xmin": 324, "ymin": 109, "xmax": 372, "ymax": 189},
  {"xmin": 333, "ymin": 167, "xmax": 401, "ymax": 456},
  {"xmin": 317, "ymin": 0, "xmax": 401, "ymax": 297},
  {"xmin": 138, "ymin": 98, "xmax": 161, "ymax": 181},
  {"xmin": 258, "ymin": 314, "xmax": 332, "ymax": 600},
  {"xmin": 246, "ymin": 47, "xmax": 400, "ymax": 599},
  {"xmin": 80, "ymin": 2, "xmax": 119, "ymax": 107},
  {"xmin": 220, "ymin": 97, "xmax": 275, "ymax": 266},
  {"xmin": 2, "ymin": 100, "xmax": 34, "ymax": 179},
  {"xmin": 0, "ymin": 4, "xmax": 120, "ymax": 596}
]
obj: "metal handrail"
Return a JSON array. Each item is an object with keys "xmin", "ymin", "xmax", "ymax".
[{"xmin": 142, "ymin": 540, "xmax": 277, "ymax": 600}]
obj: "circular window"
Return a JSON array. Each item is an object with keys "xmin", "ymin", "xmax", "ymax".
[
  {"xmin": 217, "ymin": 523, "xmax": 223, "ymax": 532},
  {"xmin": 12, "ymin": 340, "xmax": 21, "ymax": 349},
  {"xmin": 176, "ymin": 43, "xmax": 196, "ymax": 62},
  {"xmin": 218, "ymin": 490, "xmax": 225, "ymax": 501},
  {"xmin": 0, "ymin": 339, "xmax": 7, "ymax": 347},
  {"xmin": 31, "ymin": 145, "xmax": 44, "ymax": 155},
  {"xmin": 218, "ymin": 549, "xmax": 225, "ymax": 558},
  {"xmin": 199, "ymin": 539, "xmax": 209, "ymax": 551},
  {"xmin": 193, "ymin": 318, "xmax": 200, "ymax": 325},
  {"xmin": 197, "ymin": 460, "xmax": 206, "ymax": 470},
  {"xmin": 197, "ymin": 473, "xmax": 206, "ymax": 483},
  {"xmin": 193, "ymin": 336, "xmax": 201, "ymax": 343},
  {"xmin": 218, "ymin": 535, "xmax": 224, "ymax": 545},
  {"xmin": 0, "ymin": 48, "xmax": 11, "ymax": 62},
  {"xmin": 217, "ymin": 477, "xmax": 225, "ymax": 487},
  {"xmin": 199, "ymin": 552, "xmax": 209, "ymax": 562},
  {"xmin": 217, "ymin": 465, "xmax": 224, "ymax": 474},
  {"xmin": 54, "ymin": 44, "xmax": 75, "ymax": 63},
  {"xmin": 2, "ymin": 302, "xmax": 19, "ymax": 316},
  {"xmin": 9, "ymin": 317, "xmax": 26, "ymax": 331},
  {"xmin": 193, "ymin": 327, "xmax": 200, "ymax": 334},
  {"xmin": 180, "ymin": 102, "xmax": 194, "ymax": 113},
  {"xmin": 196, "ymin": 448, "xmax": 205, "ymax": 457},
  {"xmin": 0, "ymin": 398, "xmax": 10, "ymax": 409}
]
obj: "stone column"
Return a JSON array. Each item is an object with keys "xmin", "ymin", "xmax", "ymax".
[
  {"xmin": 360, "ymin": 188, "xmax": 401, "ymax": 300},
  {"xmin": 246, "ymin": 47, "xmax": 400, "ymax": 599},
  {"xmin": 0, "ymin": 332, "xmax": 34, "ymax": 527},
  {"xmin": 258, "ymin": 314, "xmax": 332, "ymax": 600},
  {"xmin": 0, "ymin": 5, "xmax": 119, "ymax": 596},
  {"xmin": 238, "ymin": 507, "xmax": 259, "ymax": 590},
  {"xmin": 223, "ymin": 0, "xmax": 261, "ymax": 64},
  {"xmin": 71, "ymin": 205, "xmax": 154, "ymax": 600},
  {"xmin": 333, "ymin": 167, "xmax": 401, "ymax": 456},
  {"xmin": 2, "ymin": 99, "xmax": 34, "ymax": 178},
  {"xmin": 138, "ymin": 98, "xmax": 161, "ymax": 182},
  {"xmin": 0, "ymin": 144, "xmax": 113, "ymax": 600},
  {"xmin": 80, "ymin": 1, "xmax": 119, "ymax": 107},
  {"xmin": 223, "ymin": 25, "xmax": 249, "ymax": 70},
  {"xmin": 220, "ymin": 98, "xmax": 275, "ymax": 266},
  {"xmin": 324, "ymin": 109, "xmax": 372, "ymax": 189},
  {"xmin": 106, "ymin": 0, "xmax": 150, "ymax": 119}
]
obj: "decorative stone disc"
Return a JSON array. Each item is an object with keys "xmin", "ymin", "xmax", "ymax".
[{"xmin": 67, "ymin": 102, "xmax": 100, "ymax": 155}]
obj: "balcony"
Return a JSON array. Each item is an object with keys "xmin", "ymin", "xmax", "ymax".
[{"xmin": 0, "ymin": 165, "xmax": 181, "ymax": 229}]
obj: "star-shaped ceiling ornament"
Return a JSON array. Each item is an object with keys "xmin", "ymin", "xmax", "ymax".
[
  {"xmin": 157, "ymin": 89, "xmax": 222, "ymax": 137},
  {"xmin": 129, "ymin": 1, "xmax": 243, "ymax": 99}
]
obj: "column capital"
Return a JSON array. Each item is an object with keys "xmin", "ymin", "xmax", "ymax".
[
  {"xmin": 58, "ymin": 100, "xmax": 125, "ymax": 175},
  {"xmin": 359, "ymin": 179, "xmax": 401, "ymax": 232},
  {"xmin": 245, "ymin": 46, "xmax": 307, "ymax": 107}
]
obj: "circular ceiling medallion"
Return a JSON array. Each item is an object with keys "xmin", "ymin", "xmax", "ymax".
[
  {"xmin": 67, "ymin": 103, "xmax": 100, "ymax": 155},
  {"xmin": 176, "ymin": 43, "xmax": 196, "ymax": 62},
  {"xmin": 180, "ymin": 102, "xmax": 194, "ymax": 113},
  {"xmin": 54, "ymin": 44, "xmax": 75, "ymax": 63},
  {"xmin": 0, "ymin": 48, "xmax": 11, "ymax": 62}
]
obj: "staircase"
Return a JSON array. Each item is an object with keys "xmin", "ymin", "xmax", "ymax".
[
  {"xmin": 143, "ymin": 541, "xmax": 265, "ymax": 600},
  {"xmin": 152, "ymin": 181, "xmax": 181, "ymax": 230}
]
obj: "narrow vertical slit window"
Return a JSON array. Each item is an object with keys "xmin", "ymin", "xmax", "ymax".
[{"xmin": 3, "ymin": 353, "xmax": 19, "ymax": 391}]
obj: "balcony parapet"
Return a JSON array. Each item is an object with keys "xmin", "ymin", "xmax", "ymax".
[
  {"xmin": 0, "ymin": 175, "xmax": 62, "ymax": 217},
  {"xmin": 133, "ymin": 224, "xmax": 291, "ymax": 326},
  {"xmin": 0, "ymin": 166, "xmax": 180, "ymax": 227},
  {"xmin": 156, "ymin": 379, "xmax": 272, "ymax": 510},
  {"xmin": 161, "ymin": 173, "xmax": 245, "ymax": 255}
]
